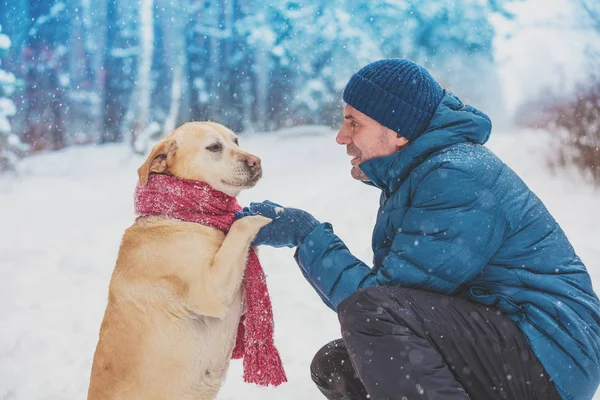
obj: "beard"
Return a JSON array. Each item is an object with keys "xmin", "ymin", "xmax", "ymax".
[
  {"xmin": 347, "ymin": 144, "xmax": 370, "ymax": 181},
  {"xmin": 351, "ymin": 165, "xmax": 370, "ymax": 181}
]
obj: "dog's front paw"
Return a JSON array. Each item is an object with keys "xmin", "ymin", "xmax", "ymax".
[{"xmin": 233, "ymin": 215, "xmax": 272, "ymax": 235}]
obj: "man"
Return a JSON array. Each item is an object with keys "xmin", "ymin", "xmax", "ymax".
[{"xmin": 236, "ymin": 59, "xmax": 600, "ymax": 400}]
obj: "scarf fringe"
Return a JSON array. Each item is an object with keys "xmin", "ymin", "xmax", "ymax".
[{"xmin": 242, "ymin": 343, "xmax": 288, "ymax": 386}]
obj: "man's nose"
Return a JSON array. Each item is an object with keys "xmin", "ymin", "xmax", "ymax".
[
  {"xmin": 245, "ymin": 155, "xmax": 261, "ymax": 169},
  {"xmin": 336, "ymin": 127, "xmax": 351, "ymax": 145}
]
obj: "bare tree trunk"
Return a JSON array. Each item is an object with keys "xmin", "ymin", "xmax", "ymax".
[
  {"xmin": 254, "ymin": 43, "xmax": 268, "ymax": 132},
  {"xmin": 23, "ymin": 0, "xmax": 70, "ymax": 151},
  {"xmin": 160, "ymin": 0, "xmax": 186, "ymax": 135},
  {"xmin": 130, "ymin": 0, "xmax": 154, "ymax": 153},
  {"xmin": 68, "ymin": 0, "xmax": 100, "ymax": 142},
  {"xmin": 101, "ymin": 0, "xmax": 137, "ymax": 144},
  {"xmin": 207, "ymin": 2, "xmax": 220, "ymax": 119},
  {"xmin": 163, "ymin": 56, "xmax": 184, "ymax": 135},
  {"xmin": 581, "ymin": 0, "xmax": 600, "ymax": 33}
]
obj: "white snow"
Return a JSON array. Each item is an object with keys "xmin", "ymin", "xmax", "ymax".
[
  {"xmin": 0, "ymin": 98, "xmax": 17, "ymax": 118},
  {"xmin": 1, "ymin": 127, "xmax": 599, "ymax": 399},
  {"xmin": 0, "ymin": 33, "xmax": 10, "ymax": 50},
  {"xmin": 248, "ymin": 26, "xmax": 277, "ymax": 47},
  {"xmin": 0, "ymin": 116, "xmax": 10, "ymax": 134},
  {"xmin": 0, "ymin": 70, "xmax": 16, "ymax": 87}
]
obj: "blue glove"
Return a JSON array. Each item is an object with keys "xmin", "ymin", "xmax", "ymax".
[{"xmin": 235, "ymin": 200, "xmax": 320, "ymax": 248}]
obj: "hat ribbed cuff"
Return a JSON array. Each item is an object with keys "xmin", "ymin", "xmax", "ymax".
[{"xmin": 343, "ymin": 73, "xmax": 434, "ymax": 141}]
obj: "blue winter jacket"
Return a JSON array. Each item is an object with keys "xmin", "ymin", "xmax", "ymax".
[{"xmin": 295, "ymin": 91, "xmax": 600, "ymax": 400}]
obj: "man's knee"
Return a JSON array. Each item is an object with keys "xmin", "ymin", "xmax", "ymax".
[
  {"xmin": 310, "ymin": 340, "xmax": 345, "ymax": 385},
  {"xmin": 310, "ymin": 342, "xmax": 330, "ymax": 382},
  {"xmin": 311, "ymin": 340, "xmax": 370, "ymax": 399},
  {"xmin": 338, "ymin": 286, "xmax": 424, "ymax": 336}
]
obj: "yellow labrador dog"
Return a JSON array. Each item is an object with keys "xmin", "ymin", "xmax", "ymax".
[{"xmin": 87, "ymin": 122, "xmax": 271, "ymax": 400}]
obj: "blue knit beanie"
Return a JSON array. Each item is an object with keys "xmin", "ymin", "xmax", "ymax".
[{"xmin": 343, "ymin": 59, "xmax": 444, "ymax": 141}]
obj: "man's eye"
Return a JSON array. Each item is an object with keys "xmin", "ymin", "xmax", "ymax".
[
  {"xmin": 351, "ymin": 122, "xmax": 359, "ymax": 128},
  {"xmin": 206, "ymin": 143, "xmax": 223, "ymax": 152}
]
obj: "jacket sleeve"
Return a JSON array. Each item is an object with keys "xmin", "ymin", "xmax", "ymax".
[{"xmin": 295, "ymin": 167, "xmax": 507, "ymax": 311}]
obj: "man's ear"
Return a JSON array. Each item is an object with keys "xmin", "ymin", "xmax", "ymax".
[
  {"xmin": 137, "ymin": 139, "xmax": 178, "ymax": 186},
  {"xmin": 395, "ymin": 134, "xmax": 410, "ymax": 148}
]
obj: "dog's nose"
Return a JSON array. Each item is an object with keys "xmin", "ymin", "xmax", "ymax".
[{"xmin": 246, "ymin": 155, "xmax": 261, "ymax": 168}]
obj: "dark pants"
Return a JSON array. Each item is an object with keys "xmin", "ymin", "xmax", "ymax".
[{"xmin": 310, "ymin": 287, "xmax": 562, "ymax": 400}]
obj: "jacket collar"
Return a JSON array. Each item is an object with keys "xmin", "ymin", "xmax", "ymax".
[{"xmin": 358, "ymin": 91, "xmax": 492, "ymax": 195}]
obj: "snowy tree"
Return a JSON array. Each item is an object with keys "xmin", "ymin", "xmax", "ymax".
[
  {"xmin": 185, "ymin": 0, "xmax": 245, "ymax": 130},
  {"xmin": 130, "ymin": 0, "xmax": 156, "ymax": 153},
  {"xmin": 582, "ymin": 0, "xmax": 600, "ymax": 33},
  {"xmin": 580, "ymin": 0, "xmax": 600, "ymax": 67},
  {"xmin": 399, "ymin": 0, "xmax": 509, "ymax": 125},
  {"xmin": 540, "ymin": 0, "xmax": 600, "ymax": 185},
  {"xmin": 330, "ymin": 0, "xmax": 515, "ymax": 127},
  {"xmin": 66, "ymin": 0, "xmax": 104, "ymax": 143},
  {"xmin": 101, "ymin": 0, "xmax": 139, "ymax": 143},
  {"xmin": 185, "ymin": 0, "xmax": 212, "ymax": 126},
  {"xmin": 0, "ymin": 24, "xmax": 28, "ymax": 171},
  {"xmin": 23, "ymin": 0, "xmax": 70, "ymax": 150},
  {"xmin": 154, "ymin": 0, "xmax": 188, "ymax": 136},
  {"xmin": 285, "ymin": 0, "xmax": 383, "ymax": 125},
  {"xmin": 229, "ymin": 0, "xmax": 517, "ymax": 130},
  {"xmin": 232, "ymin": 0, "xmax": 381, "ymax": 129}
]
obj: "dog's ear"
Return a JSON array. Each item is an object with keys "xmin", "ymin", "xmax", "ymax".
[{"xmin": 137, "ymin": 139, "xmax": 178, "ymax": 186}]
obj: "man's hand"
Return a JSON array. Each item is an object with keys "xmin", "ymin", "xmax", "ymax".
[{"xmin": 235, "ymin": 200, "xmax": 320, "ymax": 248}]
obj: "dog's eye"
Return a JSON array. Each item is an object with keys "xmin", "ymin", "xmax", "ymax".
[
  {"xmin": 206, "ymin": 143, "xmax": 222, "ymax": 152},
  {"xmin": 233, "ymin": 138, "xmax": 239, "ymax": 146}
]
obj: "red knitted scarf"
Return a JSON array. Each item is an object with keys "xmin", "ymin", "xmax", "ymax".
[{"xmin": 134, "ymin": 174, "xmax": 287, "ymax": 386}]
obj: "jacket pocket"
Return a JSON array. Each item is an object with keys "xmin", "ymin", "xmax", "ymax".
[{"xmin": 468, "ymin": 286, "xmax": 524, "ymax": 318}]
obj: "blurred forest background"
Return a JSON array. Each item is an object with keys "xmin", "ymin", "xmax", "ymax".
[{"xmin": 0, "ymin": 0, "xmax": 598, "ymax": 183}]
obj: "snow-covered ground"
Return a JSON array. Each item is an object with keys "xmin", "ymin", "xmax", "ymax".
[{"xmin": 1, "ymin": 127, "xmax": 599, "ymax": 399}]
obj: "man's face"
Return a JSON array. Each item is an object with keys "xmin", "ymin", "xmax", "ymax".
[{"xmin": 336, "ymin": 104, "xmax": 409, "ymax": 181}]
